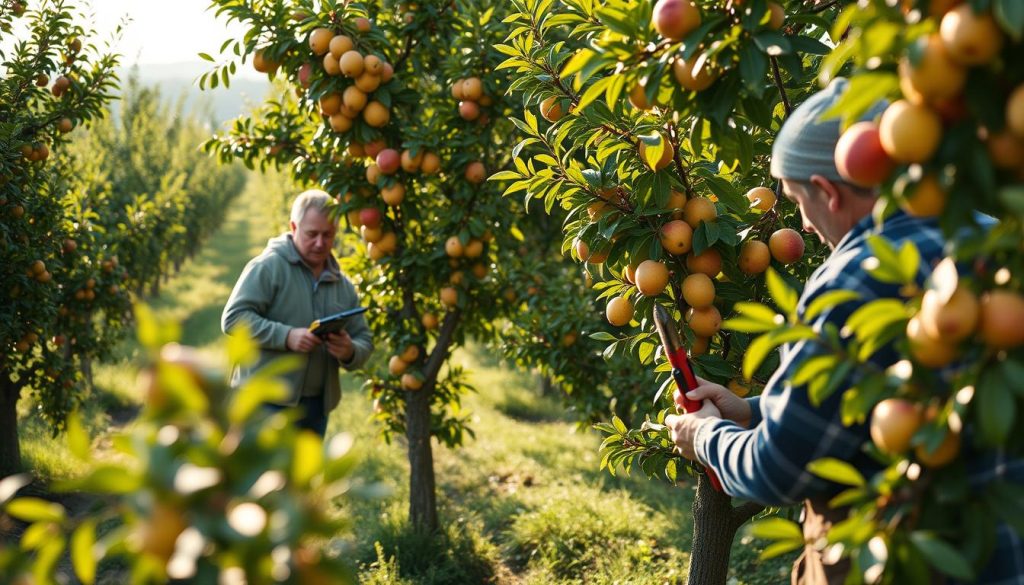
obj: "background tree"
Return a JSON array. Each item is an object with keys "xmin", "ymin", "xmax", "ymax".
[{"xmin": 203, "ymin": 0, "xmax": 544, "ymax": 533}]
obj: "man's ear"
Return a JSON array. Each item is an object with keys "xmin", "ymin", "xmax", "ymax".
[
  {"xmin": 809, "ymin": 174, "xmax": 842, "ymax": 213},
  {"xmin": 289, "ymin": 220, "xmax": 297, "ymax": 233}
]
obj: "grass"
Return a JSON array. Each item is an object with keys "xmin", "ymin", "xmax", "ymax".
[{"xmin": 14, "ymin": 173, "xmax": 794, "ymax": 584}]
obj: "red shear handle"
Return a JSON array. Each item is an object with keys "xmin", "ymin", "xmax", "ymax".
[
  {"xmin": 667, "ymin": 347, "xmax": 702, "ymax": 412},
  {"xmin": 667, "ymin": 348, "xmax": 724, "ymax": 492}
]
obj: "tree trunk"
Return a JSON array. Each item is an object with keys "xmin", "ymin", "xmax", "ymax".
[
  {"xmin": 687, "ymin": 474, "xmax": 740, "ymax": 585},
  {"xmin": 405, "ymin": 385, "xmax": 437, "ymax": 533},
  {"xmin": 81, "ymin": 356, "xmax": 93, "ymax": 392},
  {"xmin": 0, "ymin": 375, "xmax": 23, "ymax": 478},
  {"xmin": 539, "ymin": 375, "xmax": 555, "ymax": 396}
]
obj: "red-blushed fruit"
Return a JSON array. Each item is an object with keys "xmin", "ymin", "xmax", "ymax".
[
  {"xmin": 365, "ymin": 139, "xmax": 387, "ymax": 159},
  {"xmin": 459, "ymin": 100, "xmax": 480, "ymax": 121},
  {"xmin": 870, "ymin": 398, "xmax": 922, "ymax": 455},
  {"xmin": 465, "ymin": 161, "xmax": 486, "ymax": 184},
  {"xmin": 835, "ymin": 122, "xmax": 895, "ymax": 187},
  {"xmin": 359, "ymin": 207, "xmax": 382, "ymax": 229},
  {"xmin": 298, "ymin": 63, "xmax": 313, "ymax": 88},
  {"xmin": 635, "ymin": 260, "xmax": 669, "ymax": 297},
  {"xmin": 768, "ymin": 228, "xmax": 805, "ymax": 264},
  {"xmin": 376, "ymin": 148, "xmax": 401, "ymax": 174},
  {"xmin": 652, "ymin": 0, "xmax": 701, "ymax": 41},
  {"xmin": 606, "ymin": 295, "xmax": 634, "ymax": 326}
]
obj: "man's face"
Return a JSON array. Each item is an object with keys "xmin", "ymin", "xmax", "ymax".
[
  {"xmin": 780, "ymin": 179, "xmax": 843, "ymax": 249},
  {"xmin": 290, "ymin": 209, "xmax": 337, "ymax": 267}
]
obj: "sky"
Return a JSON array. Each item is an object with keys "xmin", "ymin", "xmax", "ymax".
[{"xmin": 83, "ymin": 0, "xmax": 257, "ymax": 74}]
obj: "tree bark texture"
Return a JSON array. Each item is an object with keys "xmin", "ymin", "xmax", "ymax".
[
  {"xmin": 687, "ymin": 474, "xmax": 740, "ymax": 585},
  {"xmin": 0, "ymin": 375, "xmax": 23, "ymax": 478}
]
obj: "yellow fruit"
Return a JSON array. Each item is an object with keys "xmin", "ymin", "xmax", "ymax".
[
  {"xmin": 898, "ymin": 34, "xmax": 966, "ymax": 105},
  {"xmin": 606, "ymin": 295, "xmax": 634, "ymax": 326},
  {"xmin": 978, "ymin": 289, "xmax": 1024, "ymax": 349},
  {"xmin": 879, "ymin": 100, "xmax": 943, "ymax": 164},
  {"xmin": 986, "ymin": 131, "xmax": 1024, "ymax": 169},
  {"xmin": 141, "ymin": 503, "xmax": 188, "ymax": 562},
  {"xmin": 652, "ymin": 0, "xmax": 701, "ymax": 41},
  {"xmin": 635, "ymin": 260, "xmax": 670, "ymax": 297},
  {"xmin": 343, "ymin": 86, "xmax": 367, "ymax": 111},
  {"xmin": 328, "ymin": 35, "xmax": 354, "ymax": 59},
  {"xmin": 870, "ymin": 398, "xmax": 922, "ymax": 455},
  {"xmin": 745, "ymin": 186, "xmax": 776, "ymax": 211},
  {"xmin": 691, "ymin": 336, "xmax": 710, "ymax": 356},
  {"xmin": 685, "ymin": 305, "xmax": 722, "ymax": 337},
  {"xmin": 766, "ymin": 2, "xmax": 785, "ymax": 29},
  {"xmin": 629, "ymin": 83, "xmax": 655, "ymax": 110},
  {"xmin": 639, "ymin": 134, "xmax": 674, "ymax": 171},
  {"xmin": 363, "ymin": 102, "xmax": 390, "ymax": 127},
  {"xmin": 672, "ymin": 57, "xmax": 717, "ymax": 91},
  {"xmin": 728, "ymin": 379, "xmax": 750, "ymax": 397},
  {"xmin": 915, "ymin": 429, "xmax": 960, "ymax": 467},
  {"xmin": 400, "ymin": 345, "xmax": 420, "ymax": 362},
  {"xmin": 540, "ymin": 96, "xmax": 563, "ymax": 122},
  {"xmin": 329, "ymin": 113, "xmax": 353, "ymax": 133},
  {"xmin": 464, "ymin": 239, "xmax": 484, "ymax": 258},
  {"xmin": 421, "ymin": 152, "xmax": 441, "ymax": 174},
  {"xmin": 682, "ymin": 197, "xmax": 717, "ymax": 229},
  {"xmin": 939, "ymin": 5, "xmax": 1004, "ymax": 66},
  {"xmin": 401, "ymin": 149, "xmax": 424, "ymax": 172},
  {"xmin": 401, "ymin": 373, "xmax": 424, "ymax": 391},
  {"xmin": 462, "ymin": 77, "xmax": 483, "ymax": 101},
  {"xmin": 682, "ymin": 273, "xmax": 715, "ymax": 308},
  {"xmin": 360, "ymin": 224, "xmax": 383, "ymax": 243},
  {"xmin": 906, "ymin": 315, "xmax": 959, "ymax": 367},
  {"xmin": 339, "ymin": 50, "xmax": 365, "ymax": 77},
  {"xmin": 445, "ymin": 236, "xmax": 464, "ymax": 257},
  {"xmin": 686, "ymin": 248, "xmax": 722, "ymax": 277},
  {"xmin": 738, "ymin": 240, "xmax": 771, "ymax": 275},
  {"xmin": 919, "ymin": 285, "xmax": 979, "ymax": 342},
  {"xmin": 381, "ymin": 183, "xmax": 405, "ymax": 206},
  {"xmin": 659, "ymin": 220, "xmax": 693, "ymax": 255},
  {"xmin": 465, "ymin": 161, "xmax": 486, "ymax": 184},
  {"xmin": 355, "ymin": 71, "xmax": 382, "ymax": 93},
  {"xmin": 900, "ymin": 174, "xmax": 947, "ymax": 217},
  {"xmin": 389, "ymin": 355, "xmax": 408, "ymax": 375},
  {"xmin": 364, "ymin": 55, "xmax": 384, "ymax": 75},
  {"xmin": 319, "ymin": 93, "xmax": 342, "ymax": 116},
  {"xmin": 422, "ymin": 313, "xmax": 439, "ymax": 329},
  {"xmin": 440, "ymin": 287, "xmax": 459, "ymax": 307},
  {"xmin": 1006, "ymin": 85, "xmax": 1024, "ymax": 138},
  {"xmin": 309, "ymin": 28, "xmax": 333, "ymax": 55}
]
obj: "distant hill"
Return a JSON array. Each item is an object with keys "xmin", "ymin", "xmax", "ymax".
[{"xmin": 115, "ymin": 61, "xmax": 275, "ymax": 126}]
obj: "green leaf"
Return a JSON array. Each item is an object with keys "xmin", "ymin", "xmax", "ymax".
[
  {"xmin": 66, "ymin": 409, "xmax": 90, "ymax": 461},
  {"xmin": 5, "ymin": 497, "xmax": 66, "ymax": 523},
  {"xmin": 995, "ymin": 0, "xmax": 1024, "ymax": 41},
  {"xmin": 766, "ymin": 269, "xmax": 798, "ymax": 316},
  {"xmin": 910, "ymin": 532, "xmax": 975, "ymax": 581},
  {"xmin": 743, "ymin": 326, "xmax": 815, "ymax": 379},
  {"xmin": 807, "ymin": 457, "xmax": 865, "ymax": 487},
  {"xmin": 71, "ymin": 519, "xmax": 97, "ymax": 584},
  {"xmin": 576, "ymin": 77, "xmax": 611, "ymax": 113},
  {"xmin": 639, "ymin": 132, "xmax": 665, "ymax": 171},
  {"xmin": 976, "ymin": 367, "xmax": 1016, "ymax": 447},
  {"xmin": 229, "ymin": 376, "xmax": 289, "ymax": 423},
  {"xmin": 724, "ymin": 302, "xmax": 783, "ymax": 333},
  {"xmin": 865, "ymin": 235, "xmax": 911, "ymax": 285},
  {"xmin": 804, "ymin": 290, "xmax": 861, "ymax": 321},
  {"xmin": 589, "ymin": 331, "xmax": 617, "ymax": 341},
  {"xmin": 292, "ymin": 431, "xmax": 324, "ymax": 486},
  {"xmin": 986, "ymin": 482, "xmax": 1024, "ymax": 535},
  {"xmin": 759, "ymin": 539, "xmax": 804, "ymax": 560},
  {"xmin": 747, "ymin": 517, "xmax": 804, "ymax": 541}
]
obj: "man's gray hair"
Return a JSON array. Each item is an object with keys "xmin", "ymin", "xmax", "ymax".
[{"xmin": 290, "ymin": 189, "xmax": 334, "ymax": 225}]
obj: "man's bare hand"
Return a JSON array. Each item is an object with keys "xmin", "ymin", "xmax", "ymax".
[
  {"xmin": 679, "ymin": 376, "xmax": 753, "ymax": 429},
  {"xmin": 665, "ymin": 400, "xmax": 721, "ymax": 460},
  {"xmin": 325, "ymin": 331, "xmax": 354, "ymax": 362},
  {"xmin": 287, "ymin": 328, "xmax": 322, "ymax": 353}
]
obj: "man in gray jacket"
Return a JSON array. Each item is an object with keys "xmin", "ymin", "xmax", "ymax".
[{"xmin": 222, "ymin": 189, "xmax": 374, "ymax": 436}]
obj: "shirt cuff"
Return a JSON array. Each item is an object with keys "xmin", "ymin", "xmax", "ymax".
[
  {"xmin": 745, "ymin": 396, "xmax": 762, "ymax": 428},
  {"xmin": 693, "ymin": 417, "xmax": 721, "ymax": 468}
]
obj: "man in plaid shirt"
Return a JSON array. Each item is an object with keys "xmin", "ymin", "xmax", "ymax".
[{"xmin": 666, "ymin": 79, "xmax": 1022, "ymax": 584}]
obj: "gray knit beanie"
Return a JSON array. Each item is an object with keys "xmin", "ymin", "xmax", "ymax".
[{"xmin": 770, "ymin": 78, "xmax": 888, "ymax": 182}]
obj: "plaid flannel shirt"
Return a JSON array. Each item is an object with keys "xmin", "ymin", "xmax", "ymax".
[{"xmin": 692, "ymin": 210, "xmax": 1023, "ymax": 583}]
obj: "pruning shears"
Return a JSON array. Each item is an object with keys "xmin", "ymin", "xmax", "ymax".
[{"xmin": 652, "ymin": 304, "xmax": 723, "ymax": 492}]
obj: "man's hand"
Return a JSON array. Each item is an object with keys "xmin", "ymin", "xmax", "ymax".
[
  {"xmin": 287, "ymin": 328, "xmax": 322, "ymax": 353},
  {"xmin": 325, "ymin": 331, "xmax": 355, "ymax": 362},
  {"xmin": 681, "ymin": 376, "xmax": 753, "ymax": 429},
  {"xmin": 665, "ymin": 400, "xmax": 721, "ymax": 460}
]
